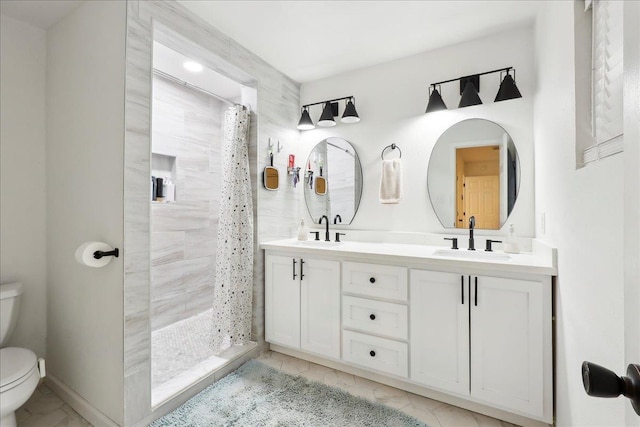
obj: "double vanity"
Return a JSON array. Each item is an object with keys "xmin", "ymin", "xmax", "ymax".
[{"xmin": 262, "ymin": 238, "xmax": 556, "ymax": 426}]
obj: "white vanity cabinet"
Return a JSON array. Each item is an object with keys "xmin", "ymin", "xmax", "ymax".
[
  {"xmin": 265, "ymin": 254, "xmax": 341, "ymax": 359},
  {"xmin": 263, "ymin": 240, "xmax": 555, "ymax": 426},
  {"xmin": 410, "ymin": 269, "xmax": 551, "ymax": 420}
]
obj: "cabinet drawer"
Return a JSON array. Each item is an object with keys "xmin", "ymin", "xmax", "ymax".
[
  {"xmin": 342, "ymin": 296, "xmax": 408, "ymax": 340},
  {"xmin": 342, "ymin": 330, "xmax": 408, "ymax": 378},
  {"xmin": 342, "ymin": 262, "xmax": 407, "ymax": 301}
]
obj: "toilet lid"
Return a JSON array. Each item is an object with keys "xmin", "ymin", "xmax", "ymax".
[{"xmin": 0, "ymin": 347, "xmax": 37, "ymax": 388}]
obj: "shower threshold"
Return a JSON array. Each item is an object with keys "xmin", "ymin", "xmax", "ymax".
[{"xmin": 151, "ymin": 309, "xmax": 257, "ymax": 408}]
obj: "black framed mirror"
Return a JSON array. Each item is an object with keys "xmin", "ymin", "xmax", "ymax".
[
  {"xmin": 304, "ymin": 137, "xmax": 363, "ymax": 224},
  {"xmin": 427, "ymin": 119, "xmax": 520, "ymax": 230}
]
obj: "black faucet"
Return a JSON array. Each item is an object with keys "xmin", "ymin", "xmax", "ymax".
[
  {"xmin": 334, "ymin": 214, "xmax": 342, "ymax": 225},
  {"xmin": 319, "ymin": 215, "xmax": 330, "ymax": 242},
  {"xmin": 468, "ymin": 216, "xmax": 476, "ymax": 251}
]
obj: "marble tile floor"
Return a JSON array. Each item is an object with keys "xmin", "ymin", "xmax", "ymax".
[
  {"xmin": 15, "ymin": 352, "xmax": 517, "ymax": 427},
  {"xmin": 256, "ymin": 350, "xmax": 519, "ymax": 427},
  {"xmin": 15, "ymin": 383, "xmax": 92, "ymax": 427}
]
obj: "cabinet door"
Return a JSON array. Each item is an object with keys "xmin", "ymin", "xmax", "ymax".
[
  {"xmin": 301, "ymin": 258, "xmax": 341, "ymax": 359},
  {"xmin": 410, "ymin": 270, "xmax": 469, "ymax": 395},
  {"xmin": 265, "ymin": 254, "xmax": 300, "ymax": 349},
  {"xmin": 470, "ymin": 275, "xmax": 544, "ymax": 417}
]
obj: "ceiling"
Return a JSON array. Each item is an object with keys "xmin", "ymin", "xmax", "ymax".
[
  {"xmin": 153, "ymin": 41, "xmax": 243, "ymax": 102},
  {"xmin": 1, "ymin": 1, "xmax": 543, "ymax": 84},
  {"xmin": 0, "ymin": 0, "xmax": 83, "ymax": 29},
  {"xmin": 177, "ymin": 1, "xmax": 542, "ymax": 83}
]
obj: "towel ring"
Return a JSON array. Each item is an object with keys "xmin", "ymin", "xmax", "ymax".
[{"xmin": 381, "ymin": 143, "xmax": 402, "ymax": 160}]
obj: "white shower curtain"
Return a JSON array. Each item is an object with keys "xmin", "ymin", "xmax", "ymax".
[{"xmin": 211, "ymin": 104, "xmax": 253, "ymax": 354}]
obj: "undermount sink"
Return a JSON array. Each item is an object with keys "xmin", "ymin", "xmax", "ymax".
[
  {"xmin": 432, "ymin": 249, "xmax": 511, "ymax": 261},
  {"xmin": 296, "ymin": 240, "xmax": 343, "ymax": 247}
]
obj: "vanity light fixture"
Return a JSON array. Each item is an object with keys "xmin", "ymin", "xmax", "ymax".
[
  {"xmin": 297, "ymin": 96, "xmax": 360, "ymax": 130},
  {"xmin": 425, "ymin": 67, "xmax": 522, "ymax": 114},
  {"xmin": 318, "ymin": 102, "xmax": 337, "ymax": 127},
  {"xmin": 297, "ymin": 107, "xmax": 315, "ymax": 130}
]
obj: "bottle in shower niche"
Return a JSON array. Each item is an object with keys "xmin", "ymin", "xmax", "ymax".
[
  {"xmin": 155, "ymin": 177, "xmax": 165, "ymax": 202},
  {"xmin": 165, "ymin": 177, "xmax": 175, "ymax": 202}
]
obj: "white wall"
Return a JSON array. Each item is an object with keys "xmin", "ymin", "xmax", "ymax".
[
  {"xmin": 46, "ymin": 1, "xmax": 126, "ymax": 424},
  {"xmin": 533, "ymin": 2, "xmax": 626, "ymax": 425},
  {"xmin": 299, "ymin": 26, "xmax": 535, "ymax": 238},
  {"xmin": 623, "ymin": 1, "xmax": 640, "ymax": 425},
  {"xmin": 0, "ymin": 14, "xmax": 47, "ymax": 357}
]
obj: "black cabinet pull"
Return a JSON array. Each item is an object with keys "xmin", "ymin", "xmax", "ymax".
[
  {"xmin": 369, "ymin": 277, "xmax": 376, "ymax": 284},
  {"xmin": 292, "ymin": 259, "xmax": 297, "ymax": 280},
  {"xmin": 301, "ymin": 259, "xmax": 305, "ymax": 280},
  {"xmin": 461, "ymin": 275, "xmax": 464, "ymax": 305},
  {"xmin": 475, "ymin": 276, "xmax": 478, "ymax": 306},
  {"xmin": 369, "ymin": 350, "xmax": 376, "ymax": 357},
  {"xmin": 369, "ymin": 314, "xmax": 376, "ymax": 320}
]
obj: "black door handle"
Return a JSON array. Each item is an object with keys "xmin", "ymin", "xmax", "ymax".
[
  {"xmin": 474, "ymin": 276, "xmax": 478, "ymax": 306},
  {"xmin": 300, "ymin": 259, "xmax": 305, "ymax": 280},
  {"xmin": 461, "ymin": 275, "xmax": 464, "ymax": 305},
  {"xmin": 582, "ymin": 361, "xmax": 640, "ymax": 415},
  {"xmin": 292, "ymin": 259, "xmax": 297, "ymax": 280}
]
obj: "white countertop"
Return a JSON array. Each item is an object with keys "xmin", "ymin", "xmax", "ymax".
[{"xmin": 261, "ymin": 238, "xmax": 557, "ymax": 276}]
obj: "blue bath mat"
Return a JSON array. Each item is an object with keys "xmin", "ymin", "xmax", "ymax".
[{"xmin": 150, "ymin": 359, "xmax": 427, "ymax": 426}]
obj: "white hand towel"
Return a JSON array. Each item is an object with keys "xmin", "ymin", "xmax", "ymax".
[{"xmin": 379, "ymin": 158, "xmax": 402, "ymax": 204}]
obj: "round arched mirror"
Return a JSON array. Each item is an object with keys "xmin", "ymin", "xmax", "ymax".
[
  {"xmin": 304, "ymin": 137, "xmax": 363, "ymax": 225},
  {"xmin": 427, "ymin": 119, "xmax": 520, "ymax": 230}
]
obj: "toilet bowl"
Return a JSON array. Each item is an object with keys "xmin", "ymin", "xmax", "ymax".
[
  {"xmin": 0, "ymin": 347, "xmax": 40, "ymax": 427},
  {"xmin": 0, "ymin": 283, "xmax": 44, "ymax": 427}
]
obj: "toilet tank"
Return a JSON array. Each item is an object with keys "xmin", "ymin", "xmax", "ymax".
[{"xmin": 0, "ymin": 282, "xmax": 23, "ymax": 347}]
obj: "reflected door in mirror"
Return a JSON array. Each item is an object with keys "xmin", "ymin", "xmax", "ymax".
[{"xmin": 428, "ymin": 119, "xmax": 520, "ymax": 230}]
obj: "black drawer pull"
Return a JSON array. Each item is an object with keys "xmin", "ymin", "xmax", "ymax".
[
  {"xmin": 369, "ymin": 350, "xmax": 376, "ymax": 357},
  {"xmin": 292, "ymin": 259, "xmax": 297, "ymax": 280},
  {"xmin": 369, "ymin": 314, "xmax": 376, "ymax": 320},
  {"xmin": 369, "ymin": 277, "xmax": 376, "ymax": 284}
]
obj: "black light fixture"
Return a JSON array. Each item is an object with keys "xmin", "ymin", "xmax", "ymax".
[
  {"xmin": 458, "ymin": 78, "xmax": 482, "ymax": 108},
  {"xmin": 317, "ymin": 102, "xmax": 337, "ymax": 127},
  {"xmin": 297, "ymin": 96, "xmax": 360, "ymax": 130},
  {"xmin": 494, "ymin": 69, "xmax": 522, "ymax": 102},
  {"xmin": 341, "ymin": 97, "xmax": 360, "ymax": 123},
  {"xmin": 425, "ymin": 85, "xmax": 447, "ymax": 113},
  {"xmin": 425, "ymin": 67, "xmax": 522, "ymax": 114},
  {"xmin": 297, "ymin": 107, "xmax": 315, "ymax": 130}
]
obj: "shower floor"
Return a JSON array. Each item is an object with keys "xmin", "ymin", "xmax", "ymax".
[
  {"xmin": 152, "ymin": 309, "xmax": 214, "ymax": 388},
  {"xmin": 151, "ymin": 308, "xmax": 256, "ymax": 406}
]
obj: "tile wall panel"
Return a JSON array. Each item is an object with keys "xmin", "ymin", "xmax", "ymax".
[{"xmin": 124, "ymin": 1, "xmax": 300, "ymax": 424}]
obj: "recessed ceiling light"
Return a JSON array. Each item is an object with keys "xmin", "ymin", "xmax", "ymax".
[{"xmin": 183, "ymin": 61, "xmax": 203, "ymax": 72}]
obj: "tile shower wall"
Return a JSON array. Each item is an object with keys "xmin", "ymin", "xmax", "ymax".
[
  {"xmin": 150, "ymin": 75, "xmax": 224, "ymax": 330},
  {"xmin": 124, "ymin": 1, "xmax": 300, "ymax": 425}
]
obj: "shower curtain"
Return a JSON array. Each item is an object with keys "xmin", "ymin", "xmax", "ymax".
[{"xmin": 211, "ymin": 104, "xmax": 253, "ymax": 354}]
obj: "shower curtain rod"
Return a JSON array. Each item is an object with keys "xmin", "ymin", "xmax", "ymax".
[{"xmin": 153, "ymin": 69, "xmax": 237, "ymax": 107}]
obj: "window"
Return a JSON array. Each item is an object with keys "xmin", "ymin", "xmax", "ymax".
[{"xmin": 584, "ymin": 0, "xmax": 624, "ymax": 164}]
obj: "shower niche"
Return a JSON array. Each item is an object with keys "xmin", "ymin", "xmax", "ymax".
[{"xmin": 151, "ymin": 153, "xmax": 177, "ymax": 202}]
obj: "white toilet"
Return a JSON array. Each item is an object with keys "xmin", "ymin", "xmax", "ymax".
[{"xmin": 0, "ymin": 283, "xmax": 44, "ymax": 427}]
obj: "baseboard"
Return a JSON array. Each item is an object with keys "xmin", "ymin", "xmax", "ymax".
[{"xmin": 46, "ymin": 374, "xmax": 120, "ymax": 427}]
